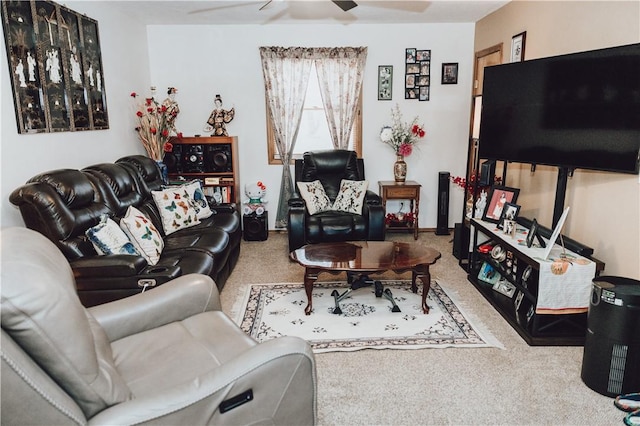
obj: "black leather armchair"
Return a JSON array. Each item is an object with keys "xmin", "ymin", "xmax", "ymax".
[{"xmin": 287, "ymin": 150, "xmax": 385, "ymax": 252}]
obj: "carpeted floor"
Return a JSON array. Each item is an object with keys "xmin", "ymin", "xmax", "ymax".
[{"xmin": 221, "ymin": 231, "xmax": 623, "ymax": 425}]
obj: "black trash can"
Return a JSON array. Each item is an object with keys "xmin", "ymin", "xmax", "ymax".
[{"xmin": 581, "ymin": 276, "xmax": 640, "ymax": 397}]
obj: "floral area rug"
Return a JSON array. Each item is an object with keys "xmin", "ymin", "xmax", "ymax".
[{"xmin": 234, "ymin": 280, "xmax": 503, "ymax": 353}]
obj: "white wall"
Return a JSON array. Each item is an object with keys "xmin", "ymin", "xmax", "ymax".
[
  {"xmin": 1, "ymin": 2, "xmax": 151, "ymax": 227},
  {"xmin": 145, "ymin": 23, "xmax": 476, "ymax": 230}
]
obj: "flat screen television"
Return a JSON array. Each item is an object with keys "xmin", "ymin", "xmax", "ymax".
[{"xmin": 479, "ymin": 43, "xmax": 640, "ymax": 174}]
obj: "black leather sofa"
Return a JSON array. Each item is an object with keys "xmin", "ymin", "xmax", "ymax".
[
  {"xmin": 9, "ymin": 155, "xmax": 241, "ymax": 307},
  {"xmin": 287, "ymin": 150, "xmax": 386, "ymax": 252}
]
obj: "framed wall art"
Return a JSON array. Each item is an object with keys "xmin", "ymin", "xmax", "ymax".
[
  {"xmin": 511, "ymin": 31, "xmax": 526, "ymax": 62},
  {"xmin": 441, "ymin": 62, "xmax": 458, "ymax": 84},
  {"xmin": 378, "ymin": 65, "xmax": 393, "ymax": 100},
  {"xmin": 1, "ymin": 0, "xmax": 108, "ymax": 134},
  {"xmin": 405, "ymin": 48, "xmax": 430, "ymax": 101}
]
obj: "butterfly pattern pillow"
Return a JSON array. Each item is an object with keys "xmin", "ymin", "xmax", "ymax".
[
  {"xmin": 296, "ymin": 180, "xmax": 331, "ymax": 215},
  {"xmin": 152, "ymin": 187, "xmax": 201, "ymax": 235},
  {"xmin": 178, "ymin": 180, "xmax": 213, "ymax": 220},
  {"xmin": 86, "ymin": 214, "xmax": 140, "ymax": 256},
  {"xmin": 119, "ymin": 206, "xmax": 164, "ymax": 265},
  {"xmin": 332, "ymin": 179, "xmax": 368, "ymax": 214}
]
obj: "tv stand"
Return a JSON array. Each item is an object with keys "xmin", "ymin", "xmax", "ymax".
[{"xmin": 468, "ymin": 218, "xmax": 605, "ymax": 346}]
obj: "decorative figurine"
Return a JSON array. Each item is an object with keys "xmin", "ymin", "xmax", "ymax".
[
  {"xmin": 204, "ymin": 94, "xmax": 235, "ymax": 137},
  {"xmin": 162, "ymin": 87, "xmax": 180, "ymax": 136},
  {"xmin": 243, "ymin": 181, "xmax": 267, "ymax": 216}
]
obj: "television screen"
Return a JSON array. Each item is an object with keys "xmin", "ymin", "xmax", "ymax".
[{"xmin": 479, "ymin": 43, "xmax": 640, "ymax": 174}]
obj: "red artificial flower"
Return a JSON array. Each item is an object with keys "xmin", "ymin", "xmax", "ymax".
[
  {"xmin": 161, "ymin": 129, "xmax": 169, "ymax": 137},
  {"xmin": 398, "ymin": 143, "xmax": 413, "ymax": 157},
  {"xmin": 150, "ymin": 127, "xmax": 157, "ymax": 135},
  {"xmin": 147, "ymin": 107, "xmax": 154, "ymax": 113},
  {"xmin": 145, "ymin": 98, "xmax": 152, "ymax": 106},
  {"xmin": 177, "ymin": 132, "xmax": 183, "ymax": 139},
  {"xmin": 163, "ymin": 142, "xmax": 173, "ymax": 152},
  {"xmin": 130, "ymin": 92, "xmax": 137, "ymax": 98},
  {"xmin": 160, "ymin": 105, "xmax": 167, "ymax": 112},
  {"xmin": 418, "ymin": 128, "xmax": 425, "ymax": 138},
  {"xmin": 412, "ymin": 124, "xmax": 420, "ymax": 134},
  {"xmin": 136, "ymin": 111, "xmax": 143, "ymax": 117}
]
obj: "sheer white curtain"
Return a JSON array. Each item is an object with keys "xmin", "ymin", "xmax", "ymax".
[
  {"xmin": 259, "ymin": 47, "xmax": 313, "ymax": 228},
  {"xmin": 314, "ymin": 47, "xmax": 367, "ymax": 149}
]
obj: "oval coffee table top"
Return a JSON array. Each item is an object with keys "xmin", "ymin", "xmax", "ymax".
[{"xmin": 290, "ymin": 241, "xmax": 441, "ymax": 271}]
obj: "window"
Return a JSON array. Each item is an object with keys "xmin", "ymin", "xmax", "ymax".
[{"xmin": 266, "ymin": 64, "xmax": 362, "ymax": 165}]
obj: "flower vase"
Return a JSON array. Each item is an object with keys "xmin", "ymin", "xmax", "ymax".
[
  {"xmin": 156, "ymin": 160, "xmax": 169, "ymax": 185},
  {"xmin": 394, "ymin": 155, "xmax": 407, "ymax": 183}
]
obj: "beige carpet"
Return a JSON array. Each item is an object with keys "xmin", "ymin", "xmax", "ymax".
[{"xmin": 221, "ymin": 231, "xmax": 622, "ymax": 425}]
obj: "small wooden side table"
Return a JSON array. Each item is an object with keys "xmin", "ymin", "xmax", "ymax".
[{"xmin": 378, "ymin": 180, "xmax": 421, "ymax": 240}]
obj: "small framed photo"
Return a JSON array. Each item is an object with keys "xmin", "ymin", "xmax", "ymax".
[
  {"xmin": 405, "ymin": 88, "xmax": 418, "ymax": 99},
  {"xmin": 406, "ymin": 63, "xmax": 420, "ymax": 75},
  {"xmin": 497, "ymin": 202, "xmax": 521, "ymax": 229},
  {"xmin": 482, "ymin": 186, "xmax": 520, "ymax": 223},
  {"xmin": 503, "ymin": 219, "xmax": 517, "ymax": 238},
  {"xmin": 378, "ymin": 65, "xmax": 393, "ymax": 101},
  {"xmin": 406, "ymin": 48, "xmax": 417, "ymax": 63},
  {"xmin": 526, "ymin": 218, "xmax": 546, "ymax": 248},
  {"xmin": 416, "ymin": 50, "xmax": 430, "ymax": 61},
  {"xmin": 441, "ymin": 62, "xmax": 459, "ymax": 84},
  {"xmin": 493, "ymin": 279, "xmax": 516, "ymax": 298},
  {"xmin": 417, "ymin": 75, "xmax": 429, "ymax": 86},
  {"xmin": 405, "ymin": 74, "xmax": 416, "ymax": 89},
  {"xmin": 420, "ymin": 61, "xmax": 430, "ymax": 76},
  {"xmin": 419, "ymin": 86, "xmax": 429, "ymax": 101},
  {"xmin": 511, "ymin": 31, "xmax": 527, "ymax": 62}
]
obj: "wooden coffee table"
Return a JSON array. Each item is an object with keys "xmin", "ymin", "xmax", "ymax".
[{"xmin": 290, "ymin": 241, "xmax": 441, "ymax": 315}]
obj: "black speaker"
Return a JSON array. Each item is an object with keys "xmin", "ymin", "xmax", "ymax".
[
  {"xmin": 479, "ymin": 160, "xmax": 496, "ymax": 186},
  {"xmin": 204, "ymin": 144, "xmax": 233, "ymax": 173},
  {"xmin": 164, "ymin": 144, "xmax": 183, "ymax": 173},
  {"xmin": 435, "ymin": 171, "xmax": 450, "ymax": 235},
  {"xmin": 453, "ymin": 223, "xmax": 469, "ymax": 260},
  {"xmin": 243, "ymin": 212, "xmax": 268, "ymax": 241},
  {"xmin": 581, "ymin": 276, "xmax": 640, "ymax": 397},
  {"xmin": 182, "ymin": 144, "xmax": 205, "ymax": 172}
]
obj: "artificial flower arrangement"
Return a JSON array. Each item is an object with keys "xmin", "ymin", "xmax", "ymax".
[
  {"xmin": 450, "ymin": 173, "xmax": 502, "ymax": 197},
  {"xmin": 385, "ymin": 211, "xmax": 415, "ymax": 226},
  {"xmin": 380, "ymin": 104, "xmax": 426, "ymax": 157},
  {"xmin": 131, "ymin": 87, "xmax": 182, "ymax": 161}
]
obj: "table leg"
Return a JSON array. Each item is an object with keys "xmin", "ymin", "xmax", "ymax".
[
  {"xmin": 413, "ymin": 266, "xmax": 432, "ymax": 314},
  {"xmin": 304, "ymin": 268, "xmax": 319, "ymax": 315}
]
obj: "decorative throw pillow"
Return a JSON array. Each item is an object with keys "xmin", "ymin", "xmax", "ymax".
[
  {"xmin": 152, "ymin": 187, "xmax": 201, "ymax": 235},
  {"xmin": 179, "ymin": 180, "xmax": 214, "ymax": 220},
  {"xmin": 332, "ymin": 179, "xmax": 369, "ymax": 215},
  {"xmin": 296, "ymin": 180, "xmax": 331, "ymax": 215},
  {"xmin": 86, "ymin": 215, "xmax": 140, "ymax": 256},
  {"xmin": 119, "ymin": 206, "xmax": 164, "ymax": 265}
]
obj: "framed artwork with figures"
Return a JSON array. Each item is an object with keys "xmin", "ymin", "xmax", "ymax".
[{"xmin": 482, "ymin": 186, "xmax": 520, "ymax": 223}]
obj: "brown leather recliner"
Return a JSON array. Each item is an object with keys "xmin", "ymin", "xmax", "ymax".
[
  {"xmin": 287, "ymin": 150, "xmax": 386, "ymax": 252},
  {"xmin": 1, "ymin": 227, "xmax": 317, "ymax": 425}
]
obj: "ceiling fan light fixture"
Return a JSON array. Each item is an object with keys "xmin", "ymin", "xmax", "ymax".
[{"xmin": 332, "ymin": 1, "xmax": 358, "ymax": 12}]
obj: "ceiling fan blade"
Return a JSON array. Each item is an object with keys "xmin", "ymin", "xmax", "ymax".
[
  {"xmin": 259, "ymin": 1, "xmax": 273, "ymax": 11},
  {"xmin": 332, "ymin": 1, "xmax": 358, "ymax": 12}
]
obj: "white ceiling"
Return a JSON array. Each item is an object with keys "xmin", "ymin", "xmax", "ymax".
[{"xmin": 105, "ymin": 0, "xmax": 510, "ymax": 25}]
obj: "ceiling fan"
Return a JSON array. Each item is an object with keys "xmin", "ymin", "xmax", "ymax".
[{"xmin": 259, "ymin": 0, "xmax": 358, "ymax": 12}]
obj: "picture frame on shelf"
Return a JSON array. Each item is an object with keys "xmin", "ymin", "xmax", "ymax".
[
  {"xmin": 482, "ymin": 185, "xmax": 520, "ymax": 223},
  {"xmin": 511, "ymin": 31, "xmax": 527, "ymax": 62},
  {"xmin": 503, "ymin": 220, "xmax": 517, "ymax": 238},
  {"xmin": 478, "ymin": 262, "xmax": 500, "ymax": 285},
  {"xmin": 497, "ymin": 202, "xmax": 521, "ymax": 229},
  {"xmin": 526, "ymin": 218, "xmax": 547, "ymax": 248},
  {"xmin": 441, "ymin": 62, "xmax": 459, "ymax": 84},
  {"xmin": 378, "ymin": 65, "xmax": 393, "ymax": 101}
]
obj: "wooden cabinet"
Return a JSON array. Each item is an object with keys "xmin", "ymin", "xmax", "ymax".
[
  {"xmin": 166, "ymin": 136, "xmax": 240, "ymax": 206},
  {"xmin": 378, "ymin": 180, "xmax": 421, "ymax": 239},
  {"xmin": 468, "ymin": 218, "xmax": 604, "ymax": 346}
]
